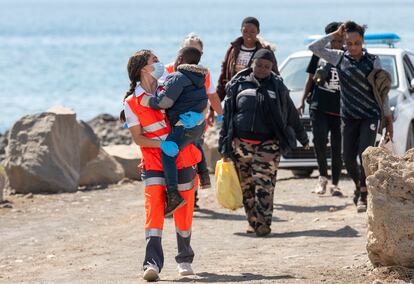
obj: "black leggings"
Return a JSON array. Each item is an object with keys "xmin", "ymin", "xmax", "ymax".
[
  {"xmin": 342, "ymin": 118, "xmax": 379, "ymax": 188},
  {"xmin": 311, "ymin": 111, "xmax": 342, "ymax": 185}
]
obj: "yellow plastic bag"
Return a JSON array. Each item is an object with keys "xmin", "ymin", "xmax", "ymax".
[{"xmin": 214, "ymin": 159, "xmax": 243, "ymax": 210}]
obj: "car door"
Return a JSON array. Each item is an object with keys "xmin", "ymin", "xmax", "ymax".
[
  {"xmin": 402, "ymin": 53, "xmax": 414, "ymax": 150},
  {"xmin": 403, "ymin": 54, "xmax": 414, "ymax": 95}
]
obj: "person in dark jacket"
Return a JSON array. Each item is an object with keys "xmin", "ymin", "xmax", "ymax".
[
  {"xmin": 209, "ymin": 17, "xmax": 279, "ymax": 124},
  {"xmin": 219, "ymin": 49, "xmax": 309, "ymax": 237},
  {"xmin": 141, "ymin": 47, "xmax": 208, "ymax": 216}
]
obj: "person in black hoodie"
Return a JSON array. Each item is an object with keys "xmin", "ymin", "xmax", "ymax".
[
  {"xmin": 219, "ymin": 49, "xmax": 309, "ymax": 237},
  {"xmin": 141, "ymin": 47, "xmax": 208, "ymax": 216}
]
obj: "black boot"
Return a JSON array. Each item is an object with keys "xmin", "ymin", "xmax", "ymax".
[
  {"xmin": 165, "ymin": 191, "xmax": 186, "ymax": 217},
  {"xmin": 194, "ymin": 189, "xmax": 200, "ymax": 211},
  {"xmin": 199, "ymin": 171, "xmax": 211, "ymax": 189}
]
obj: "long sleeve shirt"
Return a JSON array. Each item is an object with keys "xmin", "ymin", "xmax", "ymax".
[{"xmin": 308, "ymin": 34, "xmax": 385, "ymax": 120}]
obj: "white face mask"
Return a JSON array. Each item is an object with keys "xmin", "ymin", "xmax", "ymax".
[{"xmin": 150, "ymin": 62, "xmax": 165, "ymax": 80}]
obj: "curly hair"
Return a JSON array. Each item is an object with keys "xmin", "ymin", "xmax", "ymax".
[
  {"xmin": 344, "ymin": 21, "xmax": 366, "ymax": 37},
  {"xmin": 181, "ymin": 32, "xmax": 203, "ymax": 50},
  {"xmin": 120, "ymin": 49, "xmax": 152, "ymax": 122}
]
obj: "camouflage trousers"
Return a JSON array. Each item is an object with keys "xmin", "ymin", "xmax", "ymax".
[{"xmin": 233, "ymin": 138, "xmax": 280, "ymax": 229}]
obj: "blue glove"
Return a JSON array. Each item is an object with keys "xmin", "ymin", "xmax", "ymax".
[
  {"xmin": 179, "ymin": 111, "xmax": 204, "ymax": 129},
  {"xmin": 160, "ymin": 141, "xmax": 179, "ymax": 157},
  {"xmin": 216, "ymin": 114, "xmax": 223, "ymax": 123}
]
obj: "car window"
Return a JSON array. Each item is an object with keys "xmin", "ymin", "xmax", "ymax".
[
  {"xmin": 403, "ymin": 55, "xmax": 414, "ymax": 91},
  {"xmin": 281, "ymin": 55, "xmax": 398, "ymax": 90},
  {"xmin": 280, "ymin": 56, "xmax": 310, "ymax": 92},
  {"xmin": 408, "ymin": 54, "xmax": 414, "ymax": 67},
  {"xmin": 377, "ymin": 55, "xmax": 398, "ymax": 88}
]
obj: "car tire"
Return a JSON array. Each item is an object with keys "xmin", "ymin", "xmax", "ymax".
[
  {"xmin": 291, "ymin": 169, "xmax": 314, "ymax": 178},
  {"xmin": 406, "ymin": 120, "xmax": 414, "ymax": 151}
]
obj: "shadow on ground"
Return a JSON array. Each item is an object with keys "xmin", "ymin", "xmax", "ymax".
[
  {"xmin": 193, "ymin": 208, "xmax": 287, "ymax": 222},
  {"xmin": 274, "ymin": 203, "xmax": 350, "ymax": 213},
  {"xmin": 277, "ymin": 173, "xmax": 351, "ymax": 182},
  {"xmin": 170, "ymin": 272, "xmax": 297, "ymax": 283},
  {"xmin": 234, "ymin": 225, "xmax": 359, "ymax": 238}
]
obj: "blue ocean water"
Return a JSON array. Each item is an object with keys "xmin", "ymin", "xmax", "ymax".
[{"xmin": 1, "ymin": 0, "xmax": 413, "ymax": 132}]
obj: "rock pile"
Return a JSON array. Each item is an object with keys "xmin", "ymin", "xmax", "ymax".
[
  {"xmin": 87, "ymin": 114, "xmax": 132, "ymax": 146},
  {"xmin": 3, "ymin": 107, "xmax": 137, "ymax": 194}
]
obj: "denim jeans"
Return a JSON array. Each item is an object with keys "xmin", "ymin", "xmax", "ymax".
[{"xmin": 162, "ymin": 122, "xmax": 206, "ymax": 192}]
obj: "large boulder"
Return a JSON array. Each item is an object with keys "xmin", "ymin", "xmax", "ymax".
[
  {"xmin": 103, "ymin": 144, "xmax": 142, "ymax": 180},
  {"xmin": 0, "ymin": 167, "xmax": 5, "ymax": 202},
  {"xmin": 0, "ymin": 130, "xmax": 8, "ymax": 162},
  {"xmin": 4, "ymin": 107, "xmax": 80, "ymax": 193},
  {"xmin": 79, "ymin": 120, "xmax": 100, "ymax": 169},
  {"xmin": 202, "ymin": 123, "xmax": 221, "ymax": 173},
  {"xmin": 79, "ymin": 148, "xmax": 125, "ymax": 186},
  {"xmin": 87, "ymin": 114, "xmax": 132, "ymax": 146},
  {"xmin": 362, "ymin": 147, "xmax": 414, "ymax": 268}
]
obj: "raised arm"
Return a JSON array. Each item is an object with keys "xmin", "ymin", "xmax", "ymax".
[
  {"xmin": 148, "ymin": 75, "xmax": 184, "ymax": 110},
  {"xmin": 308, "ymin": 26, "xmax": 344, "ymax": 66}
]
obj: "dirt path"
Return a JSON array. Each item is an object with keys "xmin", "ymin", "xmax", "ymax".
[{"xmin": 0, "ymin": 170, "xmax": 376, "ymax": 283}]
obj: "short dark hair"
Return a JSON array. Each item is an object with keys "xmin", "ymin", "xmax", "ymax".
[
  {"xmin": 241, "ymin": 16, "xmax": 260, "ymax": 32},
  {"xmin": 325, "ymin": 21, "xmax": 342, "ymax": 34},
  {"xmin": 344, "ymin": 21, "xmax": 366, "ymax": 37},
  {"xmin": 178, "ymin": 47, "xmax": 202, "ymax": 65}
]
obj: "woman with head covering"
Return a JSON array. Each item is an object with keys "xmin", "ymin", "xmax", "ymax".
[{"xmin": 219, "ymin": 49, "xmax": 309, "ymax": 237}]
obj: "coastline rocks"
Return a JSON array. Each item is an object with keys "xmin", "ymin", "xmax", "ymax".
[
  {"xmin": 79, "ymin": 120, "xmax": 100, "ymax": 168},
  {"xmin": 362, "ymin": 147, "xmax": 414, "ymax": 268},
  {"xmin": 4, "ymin": 107, "xmax": 80, "ymax": 193},
  {"xmin": 87, "ymin": 114, "xmax": 132, "ymax": 146},
  {"xmin": 0, "ymin": 168, "xmax": 5, "ymax": 202},
  {"xmin": 103, "ymin": 144, "xmax": 142, "ymax": 180},
  {"xmin": 0, "ymin": 130, "xmax": 8, "ymax": 162},
  {"xmin": 79, "ymin": 148, "xmax": 125, "ymax": 186},
  {"xmin": 3, "ymin": 107, "xmax": 129, "ymax": 193},
  {"xmin": 202, "ymin": 123, "xmax": 221, "ymax": 173}
]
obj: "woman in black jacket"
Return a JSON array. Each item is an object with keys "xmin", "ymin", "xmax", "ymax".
[{"xmin": 219, "ymin": 49, "xmax": 309, "ymax": 237}]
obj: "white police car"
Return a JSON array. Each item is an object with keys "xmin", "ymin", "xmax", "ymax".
[{"xmin": 279, "ymin": 33, "xmax": 414, "ymax": 177}]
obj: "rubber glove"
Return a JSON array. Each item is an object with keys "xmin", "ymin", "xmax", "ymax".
[
  {"xmin": 179, "ymin": 111, "xmax": 204, "ymax": 129},
  {"xmin": 216, "ymin": 114, "xmax": 223, "ymax": 124},
  {"xmin": 160, "ymin": 141, "xmax": 179, "ymax": 157}
]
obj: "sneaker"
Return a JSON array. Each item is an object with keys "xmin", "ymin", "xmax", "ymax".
[
  {"xmin": 357, "ymin": 191, "xmax": 368, "ymax": 213},
  {"xmin": 330, "ymin": 185, "xmax": 343, "ymax": 197},
  {"xmin": 255, "ymin": 224, "xmax": 271, "ymax": 237},
  {"xmin": 357, "ymin": 199, "xmax": 367, "ymax": 213},
  {"xmin": 143, "ymin": 263, "xmax": 160, "ymax": 282},
  {"xmin": 165, "ymin": 191, "xmax": 187, "ymax": 217},
  {"xmin": 246, "ymin": 225, "xmax": 255, "ymax": 234},
  {"xmin": 177, "ymin": 262, "xmax": 194, "ymax": 276},
  {"xmin": 353, "ymin": 189, "xmax": 360, "ymax": 206},
  {"xmin": 313, "ymin": 176, "xmax": 328, "ymax": 194},
  {"xmin": 199, "ymin": 172, "xmax": 211, "ymax": 189}
]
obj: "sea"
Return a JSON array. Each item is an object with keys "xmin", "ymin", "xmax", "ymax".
[{"xmin": 1, "ymin": 0, "xmax": 413, "ymax": 132}]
